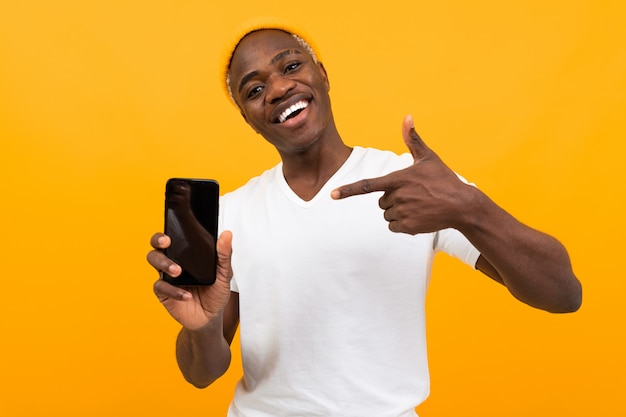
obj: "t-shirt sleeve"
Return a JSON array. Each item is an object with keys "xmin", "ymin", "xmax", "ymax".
[
  {"xmin": 433, "ymin": 228, "xmax": 481, "ymax": 268},
  {"xmin": 431, "ymin": 172, "xmax": 482, "ymax": 268},
  {"xmin": 230, "ymin": 276, "xmax": 239, "ymax": 293}
]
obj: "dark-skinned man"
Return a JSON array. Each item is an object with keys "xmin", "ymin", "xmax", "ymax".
[{"xmin": 147, "ymin": 20, "xmax": 581, "ymax": 417}]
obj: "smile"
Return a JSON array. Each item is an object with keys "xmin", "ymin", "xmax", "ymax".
[{"xmin": 277, "ymin": 100, "xmax": 309, "ymax": 123}]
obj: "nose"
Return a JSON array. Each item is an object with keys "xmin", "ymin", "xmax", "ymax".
[{"xmin": 265, "ymin": 74, "xmax": 296, "ymax": 104}]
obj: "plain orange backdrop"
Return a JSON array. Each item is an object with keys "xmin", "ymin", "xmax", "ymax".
[{"xmin": 1, "ymin": 1, "xmax": 624, "ymax": 416}]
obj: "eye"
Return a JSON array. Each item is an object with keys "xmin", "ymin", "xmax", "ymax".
[
  {"xmin": 246, "ymin": 85, "xmax": 264, "ymax": 99},
  {"xmin": 284, "ymin": 61, "xmax": 302, "ymax": 73}
]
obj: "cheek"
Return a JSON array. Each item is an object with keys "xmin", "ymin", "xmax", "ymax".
[{"xmin": 241, "ymin": 106, "xmax": 265, "ymax": 133}]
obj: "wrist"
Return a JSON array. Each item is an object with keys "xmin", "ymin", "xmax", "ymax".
[
  {"xmin": 184, "ymin": 311, "xmax": 224, "ymax": 335},
  {"xmin": 453, "ymin": 185, "xmax": 493, "ymax": 234}
]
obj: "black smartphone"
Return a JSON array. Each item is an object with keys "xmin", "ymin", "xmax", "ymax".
[{"xmin": 162, "ymin": 178, "xmax": 219, "ymax": 285}]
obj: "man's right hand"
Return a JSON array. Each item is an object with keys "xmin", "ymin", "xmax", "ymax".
[{"xmin": 148, "ymin": 231, "xmax": 234, "ymax": 331}]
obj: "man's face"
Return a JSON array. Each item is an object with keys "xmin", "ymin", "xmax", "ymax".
[{"xmin": 228, "ymin": 30, "xmax": 332, "ymax": 155}]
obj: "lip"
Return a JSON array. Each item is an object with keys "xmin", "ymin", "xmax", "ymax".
[
  {"xmin": 270, "ymin": 94, "xmax": 312, "ymax": 124},
  {"xmin": 276, "ymin": 105, "xmax": 310, "ymax": 129}
]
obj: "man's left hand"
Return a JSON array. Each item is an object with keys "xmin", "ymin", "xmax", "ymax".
[{"xmin": 331, "ymin": 114, "xmax": 473, "ymax": 235}]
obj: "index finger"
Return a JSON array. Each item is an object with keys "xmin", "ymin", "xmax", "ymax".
[{"xmin": 331, "ymin": 175, "xmax": 393, "ymax": 200}]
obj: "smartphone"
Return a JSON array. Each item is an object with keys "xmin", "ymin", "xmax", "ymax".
[{"xmin": 162, "ymin": 178, "xmax": 219, "ymax": 285}]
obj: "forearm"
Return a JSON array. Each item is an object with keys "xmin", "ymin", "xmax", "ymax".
[
  {"xmin": 176, "ymin": 314, "xmax": 232, "ymax": 388},
  {"xmin": 457, "ymin": 186, "xmax": 582, "ymax": 313}
]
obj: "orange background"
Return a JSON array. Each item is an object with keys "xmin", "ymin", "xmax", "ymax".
[{"xmin": 1, "ymin": 1, "xmax": 624, "ymax": 416}]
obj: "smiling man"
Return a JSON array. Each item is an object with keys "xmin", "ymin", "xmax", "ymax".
[
  {"xmin": 227, "ymin": 26, "xmax": 350, "ymax": 202},
  {"xmin": 148, "ymin": 20, "xmax": 582, "ymax": 417}
]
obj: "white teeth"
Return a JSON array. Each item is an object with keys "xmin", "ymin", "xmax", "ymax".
[{"xmin": 278, "ymin": 101, "xmax": 308, "ymax": 123}]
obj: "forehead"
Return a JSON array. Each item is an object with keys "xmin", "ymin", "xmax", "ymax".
[{"xmin": 229, "ymin": 30, "xmax": 305, "ymax": 78}]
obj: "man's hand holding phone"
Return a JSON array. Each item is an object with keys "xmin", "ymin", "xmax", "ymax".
[
  {"xmin": 148, "ymin": 231, "xmax": 234, "ymax": 331},
  {"xmin": 147, "ymin": 178, "xmax": 234, "ymax": 332}
]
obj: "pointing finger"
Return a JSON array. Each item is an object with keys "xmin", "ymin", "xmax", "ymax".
[{"xmin": 331, "ymin": 175, "xmax": 392, "ymax": 199}]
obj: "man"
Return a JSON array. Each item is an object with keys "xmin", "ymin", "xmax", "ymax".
[{"xmin": 147, "ymin": 20, "xmax": 581, "ymax": 417}]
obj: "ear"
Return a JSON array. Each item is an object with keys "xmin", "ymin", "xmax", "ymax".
[{"xmin": 317, "ymin": 62, "xmax": 330, "ymax": 91}]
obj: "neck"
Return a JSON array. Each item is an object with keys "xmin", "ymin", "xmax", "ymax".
[{"xmin": 279, "ymin": 133, "xmax": 352, "ymax": 201}]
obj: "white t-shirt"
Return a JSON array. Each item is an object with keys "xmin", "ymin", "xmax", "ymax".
[{"xmin": 219, "ymin": 147, "xmax": 480, "ymax": 417}]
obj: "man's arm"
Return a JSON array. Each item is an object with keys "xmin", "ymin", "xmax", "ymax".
[
  {"xmin": 459, "ymin": 188, "xmax": 581, "ymax": 313},
  {"xmin": 331, "ymin": 115, "xmax": 581, "ymax": 313},
  {"xmin": 175, "ymin": 293, "xmax": 239, "ymax": 388},
  {"xmin": 149, "ymin": 231, "xmax": 240, "ymax": 387}
]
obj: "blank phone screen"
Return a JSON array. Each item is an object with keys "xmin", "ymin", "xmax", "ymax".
[{"xmin": 163, "ymin": 178, "xmax": 219, "ymax": 285}]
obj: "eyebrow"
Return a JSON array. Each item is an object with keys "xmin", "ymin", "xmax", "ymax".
[
  {"xmin": 237, "ymin": 49, "xmax": 303, "ymax": 93},
  {"xmin": 270, "ymin": 49, "xmax": 301, "ymax": 65}
]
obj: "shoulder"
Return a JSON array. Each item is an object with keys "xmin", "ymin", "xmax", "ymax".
[
  {"xmin": 350, "ymin": 146, "xmax": 414, "ymax": 176},
  {"xmin": 220, "ymin": 163, "xmax": 281, "ymax": 207},
  {"xmin": 354, "ymin": 147, "xmax": 473, "ymax": 185}
]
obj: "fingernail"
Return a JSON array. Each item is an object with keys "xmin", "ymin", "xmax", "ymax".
[{"xmin": 168, "ymin": 264, "xmax": 181, "ymax": 274}]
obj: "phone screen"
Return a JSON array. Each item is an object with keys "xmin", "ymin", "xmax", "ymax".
[{"xmin": 163, "ymin": 178, "xmax": 219, "ymax": 285}]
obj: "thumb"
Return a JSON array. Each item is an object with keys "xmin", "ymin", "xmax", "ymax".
[
  {"xmin": 402, "ymin": 114, "xmax": 429, "ymax": 161},
  {"xmin": 216, "ymin": 230, "xmax": 234, "ymax": 283},
  {"xmin": 217, "ymin": 230, "xmax": 233, "ymax": 261}
]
